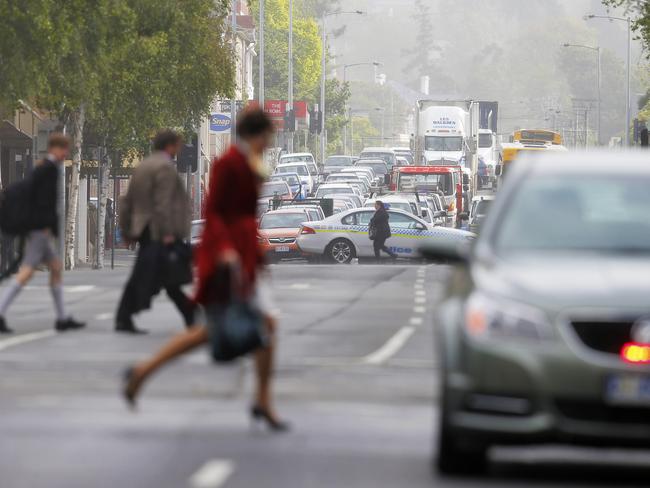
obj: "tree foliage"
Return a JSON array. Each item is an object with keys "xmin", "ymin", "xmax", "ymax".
[{"xmin": 249, "ymin": 0, "xmax": 322, "ymax": 101}]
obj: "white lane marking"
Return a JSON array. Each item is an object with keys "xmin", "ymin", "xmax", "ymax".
[
  {"xmin": 0, "ymin": 330, "xmax": 56, "ymax": 352},
  {"xmin": 410, "ymin": 317, "xmax": 423, "ymax": 326},
  {"xmin": 415, "ymin": 289, "xmax": 426, "ymax": 296},
  {"xmin": 190, "ymin": 459, "xmax": 235, "ymax": 488},
  {"xmin": 23, "ymin": 285, "xmax": 96, "ymax": 293},
  {"xmin": 414, "ymin": 283, "xmax": 424, "ymax": 290},
  {"xmin": 362, "ymin": 326, "xmax": 416, "ymax": 365},
  {"xmin": 415, "ymin": 297, "xmax": 426, "ymax": 304},
  {"xmin": 413, "ymin": 306, "xmax": 426, "ymax": 314},
  {"xmin": 95, "ymin": 313, "xmax": 114, "ymax": 321}
]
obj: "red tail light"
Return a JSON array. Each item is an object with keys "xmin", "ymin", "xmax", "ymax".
[
  {"xmin": 300, "ymin": 226, "xmax": 316, "ymax": 235},
  {"xmin": 621, "ymin": 342, "xmax": 650, "ymax": 364}
]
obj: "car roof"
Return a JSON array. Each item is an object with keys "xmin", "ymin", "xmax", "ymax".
[
  {"xmin": 277, "ymin": 161, "xmax": 308, "ymax": 166},
  {"xmin": 361, "ymin": 147, "xmax": 395, "ymax": 153},
  {"xmin": 263, "ymin": 208, "xmax": 309, "ymax": 215},
  {"xmin": 471, "ymin": 195, "xmax": 495, "ymax": 202},
  {"xmin": 356, "ymin": 159, "xmax": 387, "ymax": 165},
  {"xmin": 516, "ymin": 150, "xmax": 650, "ymax": 175},
  {"xmin": 281, "ymin": 153, "xmax": 313, "ymax": 157},
  {"xmin": 328, "ymin": 173, "xmax": 360, "ymax": 178}
]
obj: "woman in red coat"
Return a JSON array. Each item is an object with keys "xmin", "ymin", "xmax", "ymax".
[{"xmin": 122, "ymin": 109, "xmax": 287, "ymax": 431}]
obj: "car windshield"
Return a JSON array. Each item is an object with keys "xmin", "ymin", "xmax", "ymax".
[
  {"xmin": 356, "ymin": 162, "xmax": 388, "ymax": 175},
  {"xmin": 478, "ymin": 134, "xmax": 493, "ymax": 148},
  {"xmin": 260, "ymin": 182, "xmax": 290, "ymax": 198},
  {"xmin": 280, "ymin": 155, "xmax": 312, "ymax": 164},
  {"xmin": 398, "ymin": 173, "xmax": 454, "ymax": 195},
  {"xmin": 473, "ymin": 199, "xmax": 492, "ymax": 216},
  {"xmin": 495, "ymin": 175, "xmax": 650, "ymax": 254},
  {"xmin": 276, "ymin": 165, "xmax": 308, "ymax": 176},
  {"xmin": 425, "ymin": 136, "xmax": 463, "ymax": 152},
  {"xmin": 361, "ymin": 152, "xmax": 394, "ymax": 165},
  {"xmin": 259, "ymin": 213, "xmax": 306, "ymax": 229},
  {"xmin": 271, "ymin": 174, "xmax": 300, "ymax": 186},
  {"xmin": 326, "ymin": 157, "xmax": 352, "ymax": 167},
  {"xmin": 317, "ymin": 187, "xmax": 353, "ymax": 197}
]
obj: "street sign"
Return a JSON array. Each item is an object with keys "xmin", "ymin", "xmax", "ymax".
[{"xmin": 210, "ymin": 113, "xmax": 232, "ymax": 133}]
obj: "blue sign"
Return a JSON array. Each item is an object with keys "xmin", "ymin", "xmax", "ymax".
[{"xmin": 210, "ymin": 113, "xmax": 231, "ymax": 132}]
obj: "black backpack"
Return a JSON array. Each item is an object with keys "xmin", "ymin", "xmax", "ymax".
[{"xmin": 0, "ymin": 178, "xmax": 33, "ymax": 236}]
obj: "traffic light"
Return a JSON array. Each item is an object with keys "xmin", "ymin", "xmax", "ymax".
[
  {"xmin": 309, "ymin": 108, "xmax": 319, "ymax": 134},
  {"xmin": 177, "ymin": 134, "xmax": 198, "ymax": 173},
  {"xmin": 284, "ymin": 109, "xmax": 296, "ymax": 132}
]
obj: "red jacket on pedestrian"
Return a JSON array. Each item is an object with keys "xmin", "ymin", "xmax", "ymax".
[{"xmin": 194, "ymin": 145, "xmax": 263, "ymax": 305}]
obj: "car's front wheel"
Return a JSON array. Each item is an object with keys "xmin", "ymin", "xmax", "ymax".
[
  {"xmin": 437, "ymin": 387, "xmax": 488, "ymax": 475},
  {"xmin": 326, "ymin": 239, "xmax": 355, "ymax": 264}
]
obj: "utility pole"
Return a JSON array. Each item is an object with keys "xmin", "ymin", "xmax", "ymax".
[
  {"xmin": 288, "ymin": 0, "xmax": 294, "ymax": 153},
  {"xmin": 319, "ymin": 15, "xmax": 326, "ymax": 162},
  {"xmin": 230, "ymin": 0, "xmax": 238, "ymax": 145},
  {"xmin": 259, "ymin": 0, "xmax": 265, "ymax": 107}
]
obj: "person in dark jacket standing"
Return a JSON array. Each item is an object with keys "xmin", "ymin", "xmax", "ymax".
[
  {"xmin": 115, "ymin": 130, "xmax": 194, "ymax": 334},
  {"xmin": 0, "ymin": 134, "xmax": 85, "ymax": 334},
  {"xmin": 369, "ymin": 201, "xmax": 397, "ymax": 262}
]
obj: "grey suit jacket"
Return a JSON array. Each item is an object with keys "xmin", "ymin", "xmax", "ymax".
[{"xmin": 120, "ymin": 151, "xmax": 191, "ymax": 241}]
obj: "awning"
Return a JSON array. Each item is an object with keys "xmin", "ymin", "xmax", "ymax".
[{"xmin": 0, "ymin": 120, "xmax": 33, "ymax": 148}]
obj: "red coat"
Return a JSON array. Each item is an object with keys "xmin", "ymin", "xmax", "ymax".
[{"xmin": 194, "ymin": 145, "xmax": 263, "ymax": 305}]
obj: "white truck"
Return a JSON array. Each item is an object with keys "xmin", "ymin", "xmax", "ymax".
[{"xmin": 414, "ymin": 100, "xmax": 471, "ymax": 166}]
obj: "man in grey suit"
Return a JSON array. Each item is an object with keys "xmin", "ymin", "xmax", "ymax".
[{"xmin": 116, "ymin": 130, "xmax": 195, "ymax": 334}]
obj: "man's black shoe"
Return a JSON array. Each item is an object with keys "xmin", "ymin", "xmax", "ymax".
[
  {"xmin": 0, "ymin": 316, "xmax": 14, "ymax": 334},
  {"xmin": 115, "ymin": 320, "xmax": 148, "ymax": 335},
  {"xmin": 56, "ymin": 318, "xmax": 86, "ymax": 332}
]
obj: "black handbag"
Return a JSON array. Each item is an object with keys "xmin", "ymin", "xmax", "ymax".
[
  {"xmin": 207, "ymin": 266, "xmax": 268, "ymax": 363},
  {"xmin": 368, "ymin": 224, "xmax": 377, "ymax": 241},
  {"xmin": 162, "ymin": 241, "xmax": 193, "ymax": 287}
]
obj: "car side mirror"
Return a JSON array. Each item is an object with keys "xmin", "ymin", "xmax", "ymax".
[
  {"xmin": 421, "ymin": 209, "xmax": 428, "ymax": 218},
  {"xmin": 415, "ymin": 223, "xmax": 427, "ymax": 231}
]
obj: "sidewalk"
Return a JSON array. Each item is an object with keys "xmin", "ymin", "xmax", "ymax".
[{"xmin": 75, "ymin": 248, "xmax": 136, "ymax": 270}]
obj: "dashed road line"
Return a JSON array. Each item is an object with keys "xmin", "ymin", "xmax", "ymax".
[
  {"xmin": 362, "ymin": 326, "xmax": 416, "ymax": 365},
  {"xmin": 94, "ymin": 313, "xmax": 114, "ymax": 321},
  {"xmin": 415, "ymin": 297, "xmax": 426, "ymax": 304},
  {"xmin": 190, "ymin": 459, "xmax": 235, "ymax": 488},
  {"xmin": 409, "ymin": 317, "xmax": 423, "ymax": 326},
  {"xmin": 415, "ymin": 289, "xmax": 426, "ymax": 296},
  {"xmin": 413, "ymin": 306, "xmax": 426, "ymax": 314},
  {"xmin": 0, "ymin": 330, "xmax": 56, "ymax": 352}
]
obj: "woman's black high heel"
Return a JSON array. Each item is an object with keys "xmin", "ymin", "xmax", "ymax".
[
  {"xmin": 250, "ymin": 405, "xmax": 290, "ymax": 432},
  {"xmin": 122, "ymin": 367, "xmax": 142, "ymax": 410}
]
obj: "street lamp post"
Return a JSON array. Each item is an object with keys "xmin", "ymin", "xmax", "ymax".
[
  {"xmin": 342, "ymin": 61, "xmax": 381, "ymax": 154},
  {"xmin": 288, "ymin": 0, "xmax": 294, "ymax": 153},
  {"xmin": 320, "ymin": 10, "xmax": 364, "ymax": 163},
  {"xmin": 586, "ymin": 14, "xmax": 632, "ymax": 146},
  {"xmin": 563, "ymin": 43, "xmax": 601, "ymax": 145},
  {"xmin": 259, "ymin": 0, "xmax": 265, "ymax": 107}
]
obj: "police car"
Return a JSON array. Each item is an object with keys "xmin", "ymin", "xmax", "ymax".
[{"xmin": 297, "ymin": 207, "xmax": 474, "ymax": 264}]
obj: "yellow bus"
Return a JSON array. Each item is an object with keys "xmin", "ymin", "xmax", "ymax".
[
  {"xmin": 497, "ymin": 141, "xmax": 568, "ymax": 178},
  {"xmin": 513, "ymin": 129, "xmax": 563, "ymax": 146}
]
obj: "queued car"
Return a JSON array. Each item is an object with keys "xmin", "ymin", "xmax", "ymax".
[
  {"xmin": 315, "ymin": 183, "xmax": 362, "ymax": 200},
  {"xmin": 259, "ymin": 181, "xmax": 293, "ymax": 201},
  {"xmin": 355, "ymin": 159, "xmax": 390, "ymax": 186},
  {"xmin": 421, "ymin": 151, "xmax": 650, "ymax": 474},
  {"xmin": 270, "ymin": 172, "xmax": 304, "ymax": 199},
  {"xmin": 465, "ymin": 194, "xmax": 494, "ymax": 234},
  {"xmin": 297, "ymin": 207, "xmax": 473, "ymax": 264},
  {"xmin": 359, "ymin": 147, "xmax": 398, "ymax": 170},
  {"xmin": 326, "ymin": 193, "xmax": 364, "ymax": 209},
  {"xmin": 325, "ymin": 173, "xmax": 369, "ymax": 195},
  {"xmin": 274, "ymin": 162, "xmax": 315, "ymax": 196},
  {"xmin": 258, "ymin": 209, "xmax": 313, "ymax": 262},
  {"xmin": 323, "ymin": 155, "xmax": 356, "ymax": 176}
]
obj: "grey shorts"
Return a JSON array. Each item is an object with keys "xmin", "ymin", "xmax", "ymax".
[{"xmin": 22, "ymin": 230, "xmax": 57, "ymax": 268}]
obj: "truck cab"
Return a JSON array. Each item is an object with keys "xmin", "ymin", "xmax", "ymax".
[{"xmin": 391, "ymin": 166, "xmax": 465, "ymax": 227}]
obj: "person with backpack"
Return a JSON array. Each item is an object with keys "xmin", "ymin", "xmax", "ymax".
[
  {"xmin": 0, "ymin": 134, "xmax": 85, "ymax": 334},
  {"xmin": 369, "ymin": 201, "xmax": 397, "ymax": 262}
]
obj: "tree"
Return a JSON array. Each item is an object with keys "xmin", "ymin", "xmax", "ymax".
[
  {"xmin": 350, "ymin": 116, "xmax": 379, "ymax": 155},
  {"xmin": 249, "ymin": 0, "xmax": 322, "ymax": 101}
]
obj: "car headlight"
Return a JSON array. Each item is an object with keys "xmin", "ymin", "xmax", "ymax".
[{"xmin": 464, "ymin": 292, "xmax": 554, "ymax": 343}]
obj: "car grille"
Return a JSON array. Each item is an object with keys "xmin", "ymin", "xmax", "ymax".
[
  {"xmin": 570, "ymin": 320, "xmax": 634, "ymax": 355},
  {"xmin": 556, "ymin": 399, "xmax": 650, "ymax": 425},
  {"xmin": 269, "ymin": 237, "xmax": 296, "ymax": 244}
]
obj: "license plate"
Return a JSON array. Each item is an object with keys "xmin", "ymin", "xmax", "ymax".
[
  {"xmin": 275, "ymin": 246, "xmax": 291, "ymax": 253},
  {"xmin": 605, "ymin": 374, "xmax": 650, "ymax": 406}
]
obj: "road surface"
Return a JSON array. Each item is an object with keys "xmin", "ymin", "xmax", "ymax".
[{"xmin": 0, "ymin": 263, "xmax": 648, "ymax": 487}]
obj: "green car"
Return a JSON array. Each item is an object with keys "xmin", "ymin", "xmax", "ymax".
[{"xmin": 422, "ymin": 151, "xmax": 650, "ymax": 474}]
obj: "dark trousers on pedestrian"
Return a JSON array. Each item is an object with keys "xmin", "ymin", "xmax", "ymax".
[
  {"xmin": 373, "ymin": 237, "xmax": 396, "ymax": 261},
  {"xmin": 116, "ymin": 228, "xmax": 195, "ymax": 327}
]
